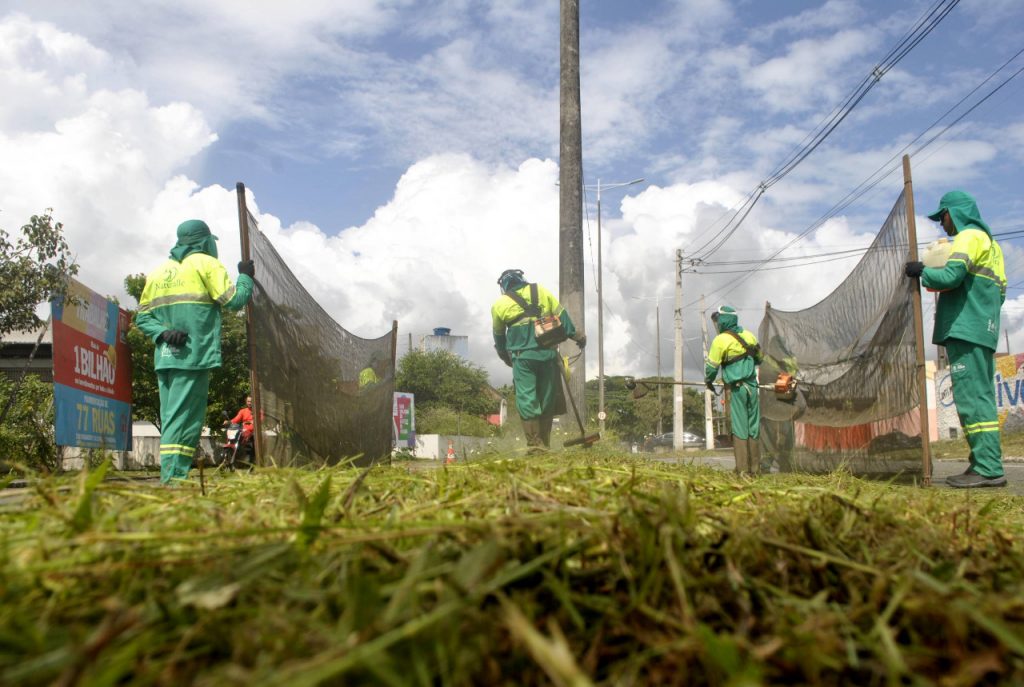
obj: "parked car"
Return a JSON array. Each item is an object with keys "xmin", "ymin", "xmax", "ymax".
[{"xmin": 644, "ymin": 431, "xmax": 705, "ymax": 450}]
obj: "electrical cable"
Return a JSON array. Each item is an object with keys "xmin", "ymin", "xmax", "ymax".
[{"xmin": 689, "ymin": 0, "xmax": 962, "ymax": 263}]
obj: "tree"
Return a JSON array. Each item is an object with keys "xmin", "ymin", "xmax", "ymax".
[
  {"xmin": 586, "ymin": 375, "xmax": 705, "ymax": 443},
  {"xmin": 0, "ymin": 374, "xmax": 61, "ymax": 472},
  {"xmin": 0, "ymin": 211, "xmax": 78, "ymax": 338},
  {"xmin": 124, "ymin": 273, "xmax": 251, "ymax": 431},
  {"xmin": 396, "ymin": 349, "xmax": 497, "ymax": 418}
]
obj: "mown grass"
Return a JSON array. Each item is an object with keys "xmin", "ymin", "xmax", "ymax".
[{"xmin": 1, "ymin": 452, "xmax": 1023, "ymax": 686}]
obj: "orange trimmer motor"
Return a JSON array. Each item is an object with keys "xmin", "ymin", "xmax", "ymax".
[{"xmin": 773, "ymin": 372, "xmax": 797, "ymax": 401}]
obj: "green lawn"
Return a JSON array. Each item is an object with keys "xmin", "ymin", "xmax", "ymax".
[{"xmin": 2, "ymin": 453, "xmax": 1023, "ymax": 685}]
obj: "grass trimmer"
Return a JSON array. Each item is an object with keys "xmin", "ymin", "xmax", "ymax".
[{"xmin": 560, "ymin": 357, "xmax": 600, "ymax": 448}]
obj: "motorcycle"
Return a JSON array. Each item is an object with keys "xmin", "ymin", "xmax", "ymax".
[{"xmin": 218, "ymin": 411, "xmax": 255, "ymax": 470}]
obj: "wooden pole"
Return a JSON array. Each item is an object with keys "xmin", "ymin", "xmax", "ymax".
[
  {"xmin": 236, "ymin": 182, "xmax": 266, "ymax": 467},
  {"xmin": 559, "ymin": 0, "xmax": 585, "ymax": 420},
  {"xmin": 902, "ymin": 155, "xmax": 933, "ymax": 486}
]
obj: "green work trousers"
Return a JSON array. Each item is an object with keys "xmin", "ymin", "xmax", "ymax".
[
  {"xmin": 512, "ymin": 355, "xmax": 565, "ymax": 421},
  {"xmin": 946, "ymin": 338, "xmax": 1003, "ymax": 478},
  {"xmin": 157, "ymin": 368, "xmax": 210, "ymax": 484},
  {"xmin": 729, "ymin": 378, "xmax": 761, "ymax": 440}
]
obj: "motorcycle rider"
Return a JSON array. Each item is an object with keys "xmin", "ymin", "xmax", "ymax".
[{"xmin": 223, "ymin": 395, "xmax": 255, "ymax": 459}]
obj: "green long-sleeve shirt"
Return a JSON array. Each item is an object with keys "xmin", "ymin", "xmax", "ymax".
[
  {"xmin": 136, "ymin": 253, "xmax": 254, "ymax": 370},
  {"xmin": 491, "ymin": 283, "xmax": 577, "ymax": 361},
  {"xmin": 920, "ymin": 226, "xmax": 1006, "ymax": 350}
]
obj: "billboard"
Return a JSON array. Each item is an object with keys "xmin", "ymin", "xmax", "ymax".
[
  {"xmin": 393, "ymin": 392, "xmax": 415, "ymax": 448},
  {"xmin": 935, "ymin": 352, "xmax": 1024, "ymax": 439},
  {"xmin": 51, "ymin": 279, "xmax": 133, "ymax": 450}
]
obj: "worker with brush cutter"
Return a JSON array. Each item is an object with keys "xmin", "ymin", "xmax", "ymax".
[
  {"xmin": 905, "ymin": 190, "xmax": 1007, "ymax": 488},
  {"xmin": 492, "ymin": 269, "xmax": 586, "ymax": 454},
  {"xmin": 136, "ymin": 219, "xmax": 255, "ymax": 484},
  {"xmin": 705, "ymin": 306, "xmax": 763, "ymax": 475}
]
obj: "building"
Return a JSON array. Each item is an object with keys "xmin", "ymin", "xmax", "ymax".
[
  {"xmin": 0, "ymin": 326, "xmax": 53, "ymax": 382},
  {"xmin": 420, "ymin": 327, "xmax": 469, "ymax": 360}
]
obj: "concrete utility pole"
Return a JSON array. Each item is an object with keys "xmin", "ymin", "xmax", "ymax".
[
  {"xmin": 656, "ymin": 301, "xmax": 663, "ymax": 435},
  {"xmin": 700, "ymin": 294, "xmax": 714, "ymax": 450},
  {"xmin": 559, "ymin": 0, "xmax": 585, "ymax": 418},
  {"xmin": 589, "ymin": 177, "xmax": 644, "ymax": 433},
  {"xmin": 673, "ymin": 250, "xmax": 684, "ymax": 450}
]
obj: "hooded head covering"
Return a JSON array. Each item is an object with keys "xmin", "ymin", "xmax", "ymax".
[
  {"xmin": 498, "ymin": 268, "xmax": 527, "ymax": 293},
  {"xmin": 712, "ymin": 305, "xmax": 739, "ymax": 334},
  {"xmin": 170, "ymin": 219, "xmax": 219, "ymax": 262},
  {"xmin": 926, "ymin": 190, "xmax": 991, "ymax": 236}
]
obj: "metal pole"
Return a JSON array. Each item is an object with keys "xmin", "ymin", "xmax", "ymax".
[
  {"xmin": 700, "ymin": 294, "xmax": 714, "ymax": 450},
  {"xmin": 597, "ymin": 180, "xmax": 605, "ymax": 433},
  {"xmin": 656, "ymin": 302, "xmax": 662, "ymax": 435},
  {"xmin": 236, "ymin": 182, "xmax": 265, "ymax": 466},
  {"xmin": 902, "ymin": 155, "xmax": 933, "ymax": 486},
  {"xmin": 673, "ymin": 250, "xmax": 684, "ymax": 450},
  {"xmin": 559, "ymin": 0, "xmax": 585, "ymax": 421}
]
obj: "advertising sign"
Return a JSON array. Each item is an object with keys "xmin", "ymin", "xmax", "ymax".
[
  {"xmin": 935, "ymin": 352, "xmax": 1024, "ymax": 439},
  {"xmin": 393, "ymin": 392, "xmax": 415, "ymax": 448},
  {"xmin": 51, "ymin": 279, "xmax": 133, "ymax": 450}
]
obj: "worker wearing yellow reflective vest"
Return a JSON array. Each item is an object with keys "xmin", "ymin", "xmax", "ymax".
[
  {"xmin": 705, "ymin": 306, "xmax": 763, "ymax": 475},
  {"xmin": 136, "ymin": 220, "xmax": 255, "ymax": 483},
  {"xmin": 492, "ymin": 269, "xmax": 585, "ymax": 452},
  {"xmin": 905, "ymin": 190, "xmax": 1007, "ymax": 488}
]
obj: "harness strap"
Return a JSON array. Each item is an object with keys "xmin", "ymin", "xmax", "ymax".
[{"xmin": 504, "ymin": 283, "xmax": 541, "ymax": 323}]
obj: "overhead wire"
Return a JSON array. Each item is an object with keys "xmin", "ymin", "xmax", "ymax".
[
  {"xmin": 686, "ymin": 49, "xmax": 1024, "ymax": 306},
  {"xmin": 687, "ymin": 0, "xmax": 962, "ymax": 263}
]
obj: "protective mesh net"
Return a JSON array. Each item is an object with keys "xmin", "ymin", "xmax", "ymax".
[
  {"xmin": 758, "ymin": 190, "xmax": 924, "ymax": 477},
  {"xmin": 243, "ymin": 210, "xmax": 396, "ymax": 466}
]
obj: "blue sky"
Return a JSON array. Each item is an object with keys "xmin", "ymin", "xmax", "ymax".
[{"xmin": 2, "ymin": 0, "xmax": 1024, "ymax": 383}]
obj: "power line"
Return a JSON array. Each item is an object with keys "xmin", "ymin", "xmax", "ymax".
[
  {"xmin": 687, "ymin": 0, "xmax": 962, "ymax": 262},
  {"xmin": 686, "ymin": 52, "xmax": 1024, "ymax": 306}
]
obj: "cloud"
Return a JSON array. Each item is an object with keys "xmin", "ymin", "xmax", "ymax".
[{"xmin": 743, "ymin": 29, "xmax": 880, "ymax": 112}]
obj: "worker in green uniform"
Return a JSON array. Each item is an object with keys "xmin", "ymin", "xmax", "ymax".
[
  {"xmin": 705, "ymin": 306, "xmax": 763, "ymax": 475},
  {"xmin": 905, "ymin": 190, "xmax": 1007, "ymax": 488},
  {"xmin": 136, "ymin": 219, "xmax": 255, "ymax": 483},
  {"xmin": 492, "ymin": 269, "xmax": 585, "ymax": 453}
]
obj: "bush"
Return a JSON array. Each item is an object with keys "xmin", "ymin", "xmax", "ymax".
[
  {"xmin": 416, "ymin": 403, "xmax": 498, "ymax": 437},
  {"xmin": 0, "ymin": 374, "xmax": 61, "ymax": 473}
]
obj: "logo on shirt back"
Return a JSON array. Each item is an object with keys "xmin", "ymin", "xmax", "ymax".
[
  {"xmin": 988, "ymin": 319, "xmax": 996, "ymax": 333},
  {"xmin": 159, "ymin": 266, "xmax": 185, "ymax": 290}
]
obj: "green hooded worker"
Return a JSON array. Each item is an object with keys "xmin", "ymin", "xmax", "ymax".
[
  {"xmin": 905, "ymin": 190, "xmax": 1007, "ymax": 488},
  {"xmin": 492, "ymin": 269, "xmax": 585, "ymax": 453},
  {"xmin": 135, "ymin": 219, "xmax": 255, "ymax": 483},
  {"xmin": 705, "ymin": 306, "xmax": 763, "ymax": 475}
]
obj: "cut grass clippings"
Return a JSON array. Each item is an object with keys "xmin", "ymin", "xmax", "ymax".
[{"xmin": 1, "ymin": 453, "xmax": 1023, "ymax": 685}]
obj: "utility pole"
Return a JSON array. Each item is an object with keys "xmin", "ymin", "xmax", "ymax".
[
  {"xmin": 656, "ymin": 301, "xmax": 663, "ymax": 435},
  {"xmin": 673, "ymin": 250, "xmax": 684, "ymax": 450},
  {"xmin": 700, "ymin": 294, "xmax": 714, "ymax": 450},
  {"xmin": 559, "ymin": 0, "xmax": 585, "ymax": 418},
  {"xmin": 591, "ymin": 177, "xmax": 644, "ymax": 433},
  {"xmin": 1006, "ymin": 330, "xmax": 1011, "ymax": 355}
]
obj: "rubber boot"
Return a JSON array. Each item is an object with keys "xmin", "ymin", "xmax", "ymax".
[
  {"xmin": 538, "ymin": 415, "xmax": 553, "ymax": 449},
  {"xmin": 748, "ymin": 438, "xmax": 762, "ymax": 476},
  {"xmin": 522, "ymin": 419, "xmax": 545, "ymax": 455},
  {"xmin": 732, "ymin": 436, "xmax": 749, "ymax": 475}
]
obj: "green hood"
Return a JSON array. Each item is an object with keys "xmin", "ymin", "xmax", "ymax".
[
  {"xmin": 170, "ymin": 219, "xmax": 219, "ymax": 262},
  {"xmin": 926, "ymin": 190, "xmax": 991, "ymax": 236},
  {"xmin": 714, "ymin": 305, "xmax": 739, "ymax": 333}
]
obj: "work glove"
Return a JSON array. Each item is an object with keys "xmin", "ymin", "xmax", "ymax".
[
  {"xmin": 158, "ymin": 330, "xmax": 189, "ymax": 347},
  {"xmin": 574, "ymin": 334, "xmax": 587, "ymax": 349},
  {"xmin": 705, "ymin": 381, "xmax": 716, "ymax": 393},
  {"xmin": 904, "ymin": 261, "xmax": 924, "ymax": 278},
  {"xmin": 238, "ymin": 259, "xmax": 256, "ymax": 278},
  {"xmin": 498, "ymin": 350, "xmax": 512, "ymax": 367}
]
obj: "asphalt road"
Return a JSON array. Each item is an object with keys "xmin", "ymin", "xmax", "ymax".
[{"xmin": 664, "ymin": 453, "xmax": 1024, "ymax": 495}]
